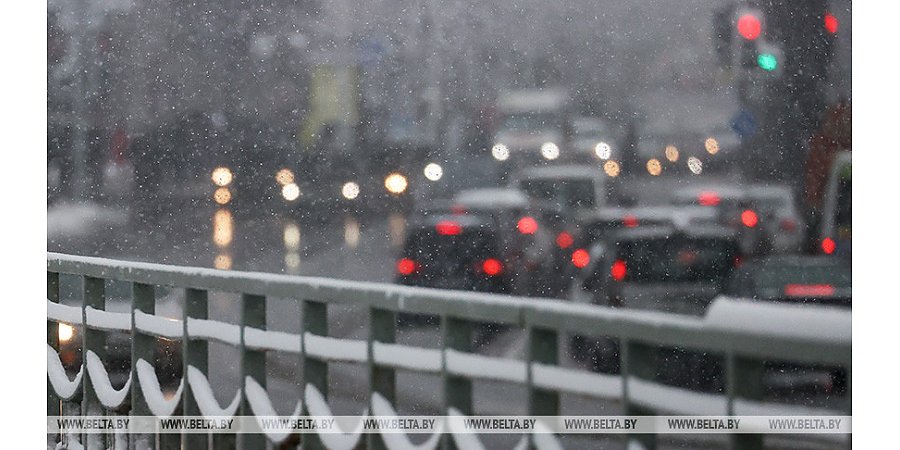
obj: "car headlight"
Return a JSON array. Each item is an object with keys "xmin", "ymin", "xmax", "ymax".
[
  {"xmin": 491, "ymin": 144, "xmax": 510, "ymax": 161},
  {"xmin": 211, "ymin": 167, "xmax": 233, "ymax": 187},
  {"xmin": 385, "ymin": 173, "xmax": 408, "ymax": 194},
  {"xmin": 58, "ymin": 323, "xmax": 75, "ymax": 343},
  {"xmin": 423, "ymin": 163, "xmax": 443, "ymax": 181},
  {"xmin": 541, "ymin": 142, "xmax": 560, "ymax": 160},
  {"xmin": 282, "ymin": 183, "xmax": 301, "ymax": 201},
  {"xmin": 594, "ymin": 142, "xmax": 611, "ymax": 160},
  {"xmin": 342, "ymin": 182, "xmax": 360, "ymax": 200},
  {"xmin": 275, "ymin": 168, "xmax": 294, "ymax": 186}
]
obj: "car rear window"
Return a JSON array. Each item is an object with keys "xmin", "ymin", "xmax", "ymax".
[
  {"xmin": 520, "ymin": 179, "xmax": 596, "ymax": 208},
  {"xmin": 616, "ymin": 236, "xmax": 737, "ymax": 283}
]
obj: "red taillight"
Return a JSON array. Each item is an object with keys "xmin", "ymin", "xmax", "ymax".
[
  {"xmin": 784, "ymin": 284, "xmax": 835, "ymax": 298},
  {"xmin": 741, "ymin": 209, "xmax": 758, "ymax": 228},
  {"xmin": 556, "ymin": 231, "xmax": 574, "ymax": 249},
  {"xmin": 451, "ymin": 204, "xmax": 467, "ymax": 215},
  {"xmin": 622, "ymin": 215, "xmax": 639, "ymax": 228},
  {"xmin": 435, "ymin": 220, "xmax": 462, "ymax": 236},
  {"xmin": 482, "ymin": 258, "xmax": 503, "ymax": 276},
  {"xmin": 517, "ymin": 216, "xmax": 538, "ymax": 234},
  {"xmin": 571, "ymin": 249, "xmax": 590, "ymax": 268},
  {"xmin": 822, "ymin": 237, "xmax": 836, "ymax": 255},
  {"xmin": 397, "ymin": 258, "xmax": 418, "ymax": 276},
  {"xmin": 610, "ymin": 259, "xmax": 627, "ymax": 281},
  {"xmin": 698, "ymin": 191, "xmax": 721, "ymax": 206},
  {"xmin": 734, "ymin": 256, "xmax": 743, "ymax": 267},
  {"xmin": 780, "ymin": 218, "xmax": 797, "ymax": 232}
]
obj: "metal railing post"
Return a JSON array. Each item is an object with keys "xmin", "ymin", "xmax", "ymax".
[
  {"xmin": 727, "ymin": 354, "xmax": 764, "ymax": 450},
  {"xmin": 183, "ymin": 288, "xmax": 209, "ymax": 449},
  {"xmin": 441, "ymin": 316, "xmax": 472, "ymax": 450},
  {"xmin": 48, "ymin": 272, "xmax": 61, "ymax": 418},
  {"xmin": 368, "ymin": 306, "xmax": 396, "ymax": 450},
  {"xmin": 527, "ymin": 325, "xmax": 559, "ymax": 449},
  {"xmin": 622, "ymin": 339, "xmax": 657, "ymax": 450},
  {"xmin": 130, "ymin": 283, "xmax": 156, "ymax": 449},
  {"xmin": 241, "ymin": 293, "xmax": 267, "ymax": 449},
  {"xmin": 303, "ymin": 300, "xmax": 328, "ymax": 450},
  {"xmin": 82, "ymin": 276, "xmax": 106, "ymax": 449}
]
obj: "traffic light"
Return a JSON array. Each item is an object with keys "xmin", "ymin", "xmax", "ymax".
[
  {"xmin": 736, "ymin": 13, "xmax": 762, "ymax": 40},
  {"xmin": 755, "ymin": 41, "xmax": 783, "ymax": 76},
  {"xmin": 824, "ymin": 12, "xmax": 839, "ymax": 34}
]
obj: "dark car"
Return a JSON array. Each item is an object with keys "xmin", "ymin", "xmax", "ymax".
[
  {"xmin": 395, "ymin": 214, "xmax": 511, "ymax": 294},
  {"xmin": 568, "ymin": 225, "xmax": 739, "ymax": 374}
]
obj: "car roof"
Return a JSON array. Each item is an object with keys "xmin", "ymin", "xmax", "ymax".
[
  {"xmin": 453, "ymin": 188, "xmax": 530, "ymax": 209},
  {"xmin": 612, "ymin": 224, "xmax": 737, "ymax": 241},
  {"xmin": 516, "ymin": 165, "xmax": 604, "ymax": 181},
  {"xmin": 579, "ymin": 205, "xmax": 717, "ymax": 224}
]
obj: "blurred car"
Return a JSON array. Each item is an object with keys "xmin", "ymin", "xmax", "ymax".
[
  {"xmin": 451, "ymin": 188, "xmax": 556, "ymax": 296},
  {"xmin": 719, "ymin": 255, "xmax": 851, "ymax": 394},
  {"xmin": 568, "ymin": 225, "xmax": 739, "ymax": 373},
  {"xmin": 395, "ymin": 214, "xmax": 511, "ymax": 293},
  {"xmin": 818, "ymin": 151, "xmax": 851, "ymax": 258},
  {"xmin": 723, "ymin": 255, "xmax": 851, "ymax": 308},
  {"xmin": 512, "ymin": 165, "xmax": 611, "ymax": 216},
  {"xmin": 491, "ymin": 89, "xmax": 570, "ymax": 166},
  {"xmin": 568, "ymin": 116, "xmax": 622, "ymax": 163},
  {"xmin": 743, "ymin": 184, "xmax": 805, "ymax": 254}
]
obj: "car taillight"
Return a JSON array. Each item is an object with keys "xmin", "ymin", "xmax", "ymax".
[
  {"xmin": 556, "ymin": 231, "xmax": 574, "ymax": 249},
  {"xmin": 741, "ymin": 209, "xmax": 758, "ymax": 228},
  {"xmin": 482, "ymin": 258, "xmax": 503, "ymax": 276},
  {"xmin": 435, "ymin": 220, "xmax": 462, "ymax": 236},
  {"xmin": 571, "ymin": 249, "xmax": 590, "ymax": 268},
  {"xmin": 622, "ymin": 215, "xmax": 639, "ymax": 228},
  {"xmin": 517, "ymin": 216, "xmax": 538, "ymax": 234},
  {"xmin": 397, "ymin": 258, "xmax": 418, "ymax": 275},
  {"xmin": 698, "ymin": 191, "xmax": 720, "ymax": 206},
  {"xmin": 784, "ymin": 284, "xmax": 835, "ymax": 297},
  {"xmin": 779, "ymin": 218, "xmax": 797, "ymax": 232},
  {"xmin": 610, "ymin": 259, "xmax": 627, "ymax": 281},
  {"xmin": 821, "ymin": 237, "xmax": 836, "ymax": 255},
  {"xmin": 734, "ymin": 256, "xmax": 743, "ymax": 267},
  {"xmin": 451, "ymin": 204, "xmax": 467, "ymax": 215}
]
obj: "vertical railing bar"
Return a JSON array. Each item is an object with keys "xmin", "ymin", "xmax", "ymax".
[
  {"xmin": 82, "ymin": 276, "xmax": 106, "ymax": 449},
  {"xmin": 727, "ymin": 355, "xmax": 764, "ymax": 450},
  {"xmin": 241, "ymin": 293, "xmax": 267, "ymax": 449},
  {"xmin": 441, "ymin": 315, "xmax": 472, "ymax": 450},
  {"xmin": 526, "ymin": 323, "xmax": 559, "ymax": 450},
  {"xmin": 47, "ymin": 272, "xmax": 61, "ymax": 447},
  {"xmin": 302, "ymin": 299, "xmax": 328, "ymax": 450},
  {"xmin": 623, "ymin": 338, "xmax": 657, "ymax": 450},
  {"xmin": 367, "ymin": 305, "xmax": 396, "ymax": 450},
  {"xmin": 131, "ymin": 282, "xmax": 155, "ymax": 450},
  {"xmin": 183, "ymin": 288, "xmax": 209, "ymax": 449}
]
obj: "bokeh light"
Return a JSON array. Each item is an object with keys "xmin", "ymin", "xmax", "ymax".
[
  {"xmin": 342, "ymin": 181, "xmax": 360, "ymax": 200},
  {"xmin": 211, "ymin": 167, "xmax": 233, "ymax": 187},
  {"xmin": 491, "ymin": 144, "xmax": 510, "ymax": 161},
  {"xmin": 213, "ymin": 187, "xmax": 232, "ymax": 205},
  {"xmin": 424, "ymin": 163, "xmax": 443, "ymax": 181},
  {"xmin": 704, "ymin": 138, "xmax": 720, "ymax": 155},
  {"xmin": 665, "ymin": 145, "xmax": 679, "ymax": 162},
  {"xmin": 541, "ymin": 142, "xmax": 560, "ymax": 160},
  {"xmin": 603, "ymin": 160, "xmax": 621, "ymax": 177},
  {"xmin": 646, "ymin": 159, "xmax": 662, "ymax": 176},
  {"xmin": 687, "ymin": 156, "xmax": 703, "ymax": 174},
  {"xmin": 385, "ymin": 173, "xmax": 408, "ymax": 194},
  {"xmin": 594, "ymin": 142, "xmax": 611, "ymax": 160}
]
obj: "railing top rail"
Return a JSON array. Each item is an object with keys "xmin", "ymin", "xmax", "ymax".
[{"xmin": 47, "ymin": 252, "xmax": 851, "ymax": 365}]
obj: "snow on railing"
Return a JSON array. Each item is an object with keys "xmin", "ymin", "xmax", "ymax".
[{"xmin": 46, "ymin": 253, "xmax": 851, "ymax": 450}]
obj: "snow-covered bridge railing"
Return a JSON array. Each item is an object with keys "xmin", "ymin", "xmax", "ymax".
[{"xmin": 47, "ymin": 252, "xmax": 850, "ymax": 450}]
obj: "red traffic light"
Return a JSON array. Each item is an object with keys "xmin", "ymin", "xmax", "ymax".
[
  {"xmin": 824, "ymin": 12, "xmax": 839, "ymax": 34},
  {"xmin": 737, "ymin": 14, "xmax": 762, "ymax": 40}
]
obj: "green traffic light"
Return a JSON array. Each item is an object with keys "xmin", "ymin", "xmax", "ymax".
[{"xmin": 757, "ymin": 53, "xmax": 778, "ymax": 72}]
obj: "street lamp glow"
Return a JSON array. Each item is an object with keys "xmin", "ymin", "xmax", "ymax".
[
  {"xmin": 646, "ymin": 159, "xmax": 662, "ymax": 176},
  {"xmin": 687, "ymin": 156, "xmax": 703, "ymax": 175},
  {"xmin": 665, "ymin": 145, "xmax": 679, "ymax": 162},
  {"xmin": 342, "ymin": 181, "xmax": 360, "ymax": 200},
  {"xmin": 603, "ymin": 160, "xmax": 621, "ymax": 177},
  {"xmin": 704, "ymin": 137, "xmax": 720, "ymax": 155},
  {"xmin": 424, "ymin": 163, "xmax": 443, "ymax": 181},
  {"xmin": 275, "ymin": 168, "xmax": 295, "ymax": 186},
  {"xmin": 541, "ymin": 142, "xmax": 560, "ymax": 160},
  {"xmin": 385, "ymin": 173, "xmax": 408, "ymax": 194},
  {"xmin": 594, "ymin": 142, "xmax": 611, "ymax": 160},
  {"xmin": 211, "ymin": 167, "xmax": 233, "ymax": 187},
  {"xmin": 281, "ymin": 183, "xmax": 301, "ymax": 201},
  {"xmin": 492, "ymin": 144, "xmax": 510, "ymax": 161},
  {"xmin": 58, "ymin": 323, "xmax": 75, "ymax": 342}
]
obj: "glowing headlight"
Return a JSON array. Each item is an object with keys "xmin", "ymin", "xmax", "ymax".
[
  {"xmin": 275, "ymin": 168, "xmax": 295, "ymax": 186},
  {"xmin": 342, "ymin": 182, "xmax": 360, "ymax": 200},
  {"xmin": 665, "ymin": 145, "xmax": 679, "ymax": 162},
  {"xmin": 594, "ymin": 142, "xmax": 611, "ymax": 160},
  {"xmin": 541, "ymin": 142, "xmax": 560, "ymax": 160},
  {"xmin": 213, "ymin": 187, "xmax": 232, "ymax": 205},
  {"xmin": 211, "ymin": 167, "xmax": 233, "ymax": 187},
  {"xmin": 282, "ymin": 183, "xmax": 301, "ymax": 201},
  {"xmin": 603, "ymin": 160, "xmax": 621, "ymax": 177},
  {"xmin": 687, "ymin": 156, "xmax": 703, "ymax": 174},
  {"xmin": 423, "ymin": 163, "xmax": 443, "ymax": 181},
  {"xmin": 385, "ymin": 173, "xmax": 408, "ymax": 194},
  {"xmin": 646, "ymin": 159, "xmax": 662, "ymax": 176},
  {"xmin": 58, "ymin": 323, "xmax": 75, "ymax": 343},
  {"xmin": 705, "ymin": 137, "xmax": 720, "ymax": 155},
  {"xmin": 491, "ymin": 144, "xmax": 509, "ymax": 161}
]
